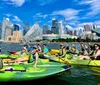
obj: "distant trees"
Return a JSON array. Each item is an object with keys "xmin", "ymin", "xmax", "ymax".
[{"xmin": 51, "ymin": 38, "xmax": 100, "ymax": 42}]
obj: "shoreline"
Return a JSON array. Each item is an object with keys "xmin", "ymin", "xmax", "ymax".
[{"xmin": 0, "ymin": 41, "xmax": 100, "ymax": 45}]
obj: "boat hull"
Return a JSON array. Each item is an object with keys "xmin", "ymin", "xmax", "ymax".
[{"xmin": 0, "ymin": 62, "xmax": 71, "ymax": 82}]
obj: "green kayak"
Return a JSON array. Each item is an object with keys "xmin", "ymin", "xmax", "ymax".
[
  {"xmin": 0, "ymin": 62, "xmax": 71, "ymax": 82},
  {"xmin": 43, "ymin": 54, "xmax": 100, "ymax": 67}
]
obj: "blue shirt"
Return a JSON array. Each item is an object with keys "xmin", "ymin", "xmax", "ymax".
[{"xmin": 43, "ymin": 48, "xmax": 49, "ymax": 53}]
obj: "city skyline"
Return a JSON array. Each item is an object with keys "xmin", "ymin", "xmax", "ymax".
[{"xmin": 0, "ymin": 0, "xmax": 100, "ymax": 30}]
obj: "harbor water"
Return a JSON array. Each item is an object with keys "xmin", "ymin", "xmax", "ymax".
[{"xmin": 0, "ymin": 43, "xmax": 100, "ymax": 85}]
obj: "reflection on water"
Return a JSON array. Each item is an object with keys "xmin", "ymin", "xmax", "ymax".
[
  {"xmin": 0, "ymin": 43, "xmax": 100, "ymax": 85},
  {"xmin": 59, "ymin": 66, "xmax": 100, "ymax": 85}
]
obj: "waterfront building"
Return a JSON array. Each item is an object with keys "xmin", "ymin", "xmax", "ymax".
[
  {"xmin": 46, "ymin": 30, "xmax": 52, "ymax": 34},
  {"xmin": 92, "ymin": 27, "xmax": 100, "ymax": 39},
  {"xmin": 78, "ymin": 29, "xmax": 83, "ymax": 37},
  {"xmin": 59, "ymin": 21, "xmax": 64, "ymax": 35},
  {"xmin": 13, "ymin": 24, "xmax": 19, "ymax": 31},
  {"xmin": 23, "ymin": 21, "xmax": 30, "ymax": 35},
  {"xmin": 43, "ymin": 24, "xmax": 49, "ymax": 34},
  {"xmin": 51, "ymin": 18, "xmax": 59, "ymax": 34},
  {"xmin": 63, "ymin": 18, "xmax": 67, "ymax": 34},
  {"xmin": 43, "ymin": 34, "xmax": 77, "ymax": 41},
  {"xmin": 7, "ymin": 30, "xmax": 23, "ymax": 43},
  {"xmin": 1, "ymin": 18, "xmax": 13, "ymax": 41},
  {"xmin": 84, "ymin": 24, "xmax": 91, "ymax": 31},
  {"xmin": 73, "ymin": 30, "xmax": 77, "ymax": 36},
  {"xmin": 24, "ymin": 22, "xmax": 42, "ymax": 42}
]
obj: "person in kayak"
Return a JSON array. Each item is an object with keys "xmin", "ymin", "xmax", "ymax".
[
  {"xmin": 93, "ymin": 44, "xmax": 100, "ymax": 60},
  {"xmin": 58, "ymin": 44, "xmax": 67, "ymax": 58},
  {"xmin": 15, "ymin": 47, "xmax": 29, "ymax": 63},
  {"xmin": 30, "ymin": 45, "xmax": 38, "ymax": 69},
  {"xmin": 79, "ymin": 44, "xmax": 100, "ymax": 60},
  {"xmin": 37, "ymin": 44, "xmax": 42, "ymax": 54},
  {"xmin": 42, "ymin": 44, "xmax": 49, "ymax": 54}
]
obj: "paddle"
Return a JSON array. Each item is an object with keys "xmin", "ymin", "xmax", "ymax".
[{"xmin": 58, "ymin": 57, "xmax": 71, "ymax": 66}]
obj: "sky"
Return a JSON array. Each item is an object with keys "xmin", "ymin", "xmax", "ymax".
[{"xmin": 0, "ymin": 0, "xmax": 100, "ymax": 30}]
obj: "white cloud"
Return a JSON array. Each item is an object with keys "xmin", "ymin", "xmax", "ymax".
[
  {"xmin": 79, "ymin": 0, "xmax": 100, "ymax": 16},
  {"xmin": 52, "ymin": 8, "xmax": 80, "ymax": 21},
  {"xmin": 3, "ymin": 0, "xmax": 27, "ymax": 6},
  {"xmin": 34, "ymin": 13, "xmax": 48, "ymax": 19},
  {"xmin": 12, "ymin": 16, "xmax": 21, "ymax": 22},
  {"xmin": 66, "ymin": 25, "xmax": 74, "ymax": 30},
  {"xmin": 6, "ymin": 18, "xmax": 10, "ymax": 21},
  {"xmin": 37, "ymin": 0, "xmax": 57, "ymax": 6},
  {"xmin": 5, "ymin": 13, "xmax": 12, "ymax": 17},
  {"xmin": 78, "ymin": 22, "xmax": 93, "ymax": 27}
]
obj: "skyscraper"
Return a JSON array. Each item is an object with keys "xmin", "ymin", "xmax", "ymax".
[
  {"xmin": 43, "ymin": 24, "xmax": 49, "ymax": 34},
  {"xmin": 23, "ymin": 21, "xmax": 30, "ymax": 35},
  {"xmin": 93, "ymin": 24, "xmax": 96, "ymax": 29},
  {"xmin": 59, "ymin": 21, "xmax": 64, "ymax": 35},
  {"xmin": 63, "ymin": 18, "xmax": 67, "ymax": 34},
  {"xmin": 84, "ymin": 24, "xmax": 91, "ymax": 31},
  {"xmin": 51, "ymin": 18, "xmax": 59, "ymax": 34},
  {"xmin": 73, "ymin": 30, "xmax": 77, "ymax": 36},
  {"xmin": 14, "ymin": 24, "xmax": 19, "ymax": 31},
  {"xmin": 1, "ymin": 18, "xmax": 13, "ymax": 40}
]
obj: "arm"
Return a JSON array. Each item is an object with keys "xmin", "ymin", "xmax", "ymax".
[
  {"xmin": 33, "ymin": 52, "xmax": 38, "ymax": 69},
  {"xmin": 95, "ymin": 50, "xmax": 100, "ymax": 58}
]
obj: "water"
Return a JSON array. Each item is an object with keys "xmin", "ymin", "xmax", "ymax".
[{"xmin": 0, "ymin": 43, "xmax": 100, "ymax": 85}]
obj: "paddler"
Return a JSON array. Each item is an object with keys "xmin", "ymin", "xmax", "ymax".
[
  {"xmin": 93, "ymin": 44, "xmax": 100, "ymax": 60},
  {"xmin": 29, "ymin": 45, "xmax": 38, "ymax": 69},
  {"xmin": 58, "ymin": 44, "xmax": 67, "ymax": 58},
  {"xmin": 37, "ymin": 44, "xmax": 42, "ymax": 54},
  {"xmin": 79, "ymin": 44, "xmax": 100, "ymax": 60},
  {"xmin": 43, "ymin": 44, "xmax": 49, "ymax": 54},
  {"xmin": 14, "ymin": 47, "xmax": 29, "ymax": 63}
]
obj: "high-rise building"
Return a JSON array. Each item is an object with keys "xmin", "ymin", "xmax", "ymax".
[
  {"xmin": 1, "ymin": 18, "xmax": 13, "ymax": 40},
  {"xmin": 43, "ymin": 24, "xmax": 49, "ymax": 34},
  {"xmin": 73, "ymin": 30, "xmax": 77, "ymax": 36},
  {"xmin": 93, "ymin": 24, "xmax": 96, "ymax": 29},
  {"xmin": 51, "ymin": 18, "xmax": 59, "ymax": 34},
  {"xmin": 24, "ymin": 22, "xmax": 42, "ymax": 42},
  {"xmin": 0, "ymin": 23, "xmax": 2, "ymax": 39},
  {"xmin": 63, "ymin": 18, "xmax": 67, "ymax": 34},
  {"xmin": 14, "ymin": 24, "xmax": 19, "ymax": 31},
  {"xmin": 46, "ymin": 30, "xmax": 52, "ymax": 34},
  {"xmin": 59, "ymin": 21, "xmax": 64, "ymax": 35},
  {"xmin": 78, "ymin": 29, "xmax": 83, "ymax": 37},
  {"xmin": 84, "ymin": 24, "xmax": 91, "ymax": 31},
  {"xmin": 23, "ymin": 21, "xmax": 30, "ymax": 35}
]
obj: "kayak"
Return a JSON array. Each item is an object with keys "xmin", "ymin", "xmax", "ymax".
[
  {"xmin": 0, "ymin": 54, "xmax": 49, "ymax": 64},
  {"xmin": 0, "ymin": 62, "xmax": 71, "ymax": 82},
  {"xmin": 44, "ymin": 54, "xmax": 100, "ymax": 67}
]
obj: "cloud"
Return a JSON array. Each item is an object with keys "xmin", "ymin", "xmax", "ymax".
[
  {"xmin": 33, "ymin": 13, "xmax": 48, "ymax": 19},
  {"xmin": 52, "ymin": 8, "xmax": 80, "ymax": 21},
  {"xmin": 79, "ymin": 0, "xmax": 100, "ymax": 17},
  {"xmin": 37, "ymin": 0, "xmax": 57, "ymax": 6},
  {"xmin": 12, "ymin": 16, "xmax": 21, "ymax": 22},
  {"xmin": 5, "ymin": 13, "xmax": 12, "ymax": 17},
  {"xmin": 78, "ymin": 22, "xmax": 93, "ymax": 27},
  {"xmin": 66, "ymin": 25, "xmax": 74, "ymax": 30},
  {"xmin": 2, "ymin": 0, "xmax": 28, "ymax": 6}
]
